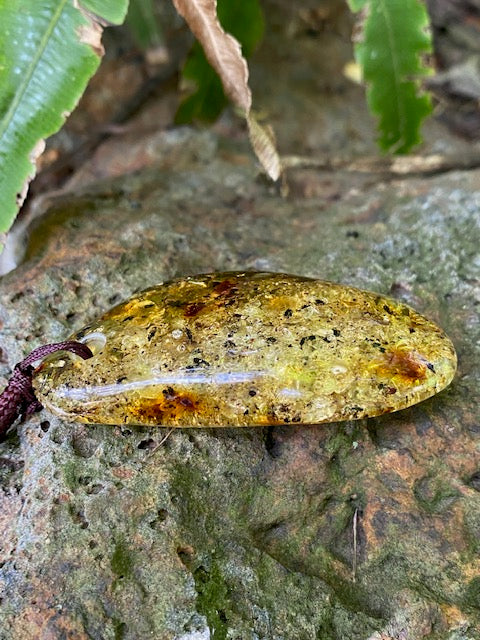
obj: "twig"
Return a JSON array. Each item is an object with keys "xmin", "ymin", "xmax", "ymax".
[
  {"xmin": 352, "ymin": 507, "xmax": 359, "ymax": 582},
  {"xmin": 147, "ymin": 427, "xmax": 175, "ymax": 457},
  {"xmin": 282, "ymin": 150, "xmax": 480, "ymax": 179}
]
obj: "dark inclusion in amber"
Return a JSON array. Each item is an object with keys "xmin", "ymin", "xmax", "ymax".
[{"xmin": 33, "ymin": 272, "xmax": 457, "ymax": 427}]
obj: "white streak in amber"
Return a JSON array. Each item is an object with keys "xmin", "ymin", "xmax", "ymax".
[{"xmin": 55, "ymin": 370, "xmax": 267, "ymax": 401}]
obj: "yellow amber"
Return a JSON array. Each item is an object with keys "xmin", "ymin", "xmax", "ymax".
[{"xmin": 33, "ymin": 272, "xmax": 457, "ymax": 427}]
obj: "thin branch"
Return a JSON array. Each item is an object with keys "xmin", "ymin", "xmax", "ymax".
[{"xmin": 352, "ymin": 507, "xmax": 359, "ymax": 582}]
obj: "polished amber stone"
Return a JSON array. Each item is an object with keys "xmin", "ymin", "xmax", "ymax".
[{"xmin": 33, "ymin": 272, "xmax": 457, "ymax": 427}]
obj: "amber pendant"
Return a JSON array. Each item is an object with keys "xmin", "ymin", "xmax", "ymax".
[{"xmin": 33, "ymin": 272, "xmax": 457, "ymax": 427}]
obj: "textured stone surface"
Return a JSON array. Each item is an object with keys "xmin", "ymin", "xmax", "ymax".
[
  {"xmin": 0, "ymin": 127, "xmax": 479, "ymax": 639},
  {"xmin": 34, "ymin": 271, "xmax": 456, "ymax": 427}
]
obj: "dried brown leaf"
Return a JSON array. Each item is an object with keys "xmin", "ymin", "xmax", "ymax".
[
  {"xmin": 247, "ymin": 115, "xmax": 281, "ymax": 181},
  {"xmin": 172, "ymin": 0, "xmax": 251, "ymax": 113},
  {"xmin": 172, "ymin": 0, "xmax": 281, "ymax": 180}
]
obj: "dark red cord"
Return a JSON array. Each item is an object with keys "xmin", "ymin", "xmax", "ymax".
[{"xmin": 0, "ymin": 341, "xmax": 93, "ymax": 441}]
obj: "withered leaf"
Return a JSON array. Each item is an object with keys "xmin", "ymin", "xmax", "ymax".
[
  {"xmin": 172, "ymin": 0, "xmax": 281, "ymax": 180},
  {"xmin": 172, "ymin": 0, "xmax": 251, "ymax": 113},
  {"xmin": 247, "ymin": 114, "xmax": 281, "ymax": 181}
]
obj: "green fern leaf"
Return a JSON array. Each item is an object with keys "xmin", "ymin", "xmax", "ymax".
[
  {"xmin": 349, "ymin": 0, "xmax": 433, "ymax": 153},
  {"xmin": 0, "ymin": 0, "xmax": 129, "ymax": 238}
]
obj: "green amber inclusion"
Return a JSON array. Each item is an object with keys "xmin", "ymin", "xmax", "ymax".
[{"xmin": 33, "ymin": 272, "xmax": 457, "ymax": 427}]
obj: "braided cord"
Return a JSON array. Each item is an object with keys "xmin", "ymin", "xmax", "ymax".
[{"xmin": 0, "ymin": 341, "xmax": 93, "ymax": 440}]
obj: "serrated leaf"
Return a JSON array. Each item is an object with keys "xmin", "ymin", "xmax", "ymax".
[
  {"xmin": 176, "ymin": 0, "xmax": 264, "ymax": 123},
  {"xmin": 173, "ymin": 0, "xmax": 251, "ymax": 113},
  {"xmin": 0, "ymin": 0, "xmax": 129, "ymax": 238},
  {"xmin": 173, "ymin": 0, "xmax": 279, "ymax": 180},
  {"xmin": 247, "ymin": 114, "xmax": 281, "ymax": 181},
  {"xmin": 349, "ymin": 0, "xmax": 433, "ymax": 154}
]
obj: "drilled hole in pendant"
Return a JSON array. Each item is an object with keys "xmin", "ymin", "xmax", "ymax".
[{"xmin": 79, "ymin": 331, "xmax": 106, "ymax": 355}]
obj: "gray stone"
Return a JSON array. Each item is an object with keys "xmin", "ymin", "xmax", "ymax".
[{"xmin": 0, "ymin": 126, "xmax": 479, "ymax": 639}]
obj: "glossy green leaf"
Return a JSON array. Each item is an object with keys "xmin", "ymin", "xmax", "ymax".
[
  {"xmin": 349, "ymin": 0, "xmax": 433, "ymax": 153},
  {"xmin": 126, "ymin": 0, "xmax": 164, "ymax": 50},
  {"xmin": 176, "ymin": 42, "xmax": 228, "ymax": 123},
  {"xmin": 80, "ymin": 0, "xmax": 129, "ymax": 25},
  {"xmin": 176, "ymin": 0, "xmax": 264, "ymax": 123},
  {"xmin": 349, "ymin": 0, "xmax": 368, "ymax": 9},
  {"xmin": 0, "ymin": 0, "xmax": 129, "ymax": 237}
]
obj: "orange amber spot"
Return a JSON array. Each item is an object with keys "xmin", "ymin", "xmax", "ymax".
[
  {"xmin": 380, "ymin": 348, "xmax": 429, "ymax": 383},
  {"xmin": 183, "ymin": 302, "xmax": 206, "ymax": 318},
  {"xmin": 130, "ymin": 389, "xmax": 200, "ymax": 422},
  {"xmin": 212, "ymin": 279, "xmax": 239, "ymax": 297}
]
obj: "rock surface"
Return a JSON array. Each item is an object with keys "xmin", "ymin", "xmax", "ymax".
[
  {"xmin": 2, "ymin": 1, "xmax": 480, "ymax": 637},
  {"xmin": 0, "ymin": 126, "xmax": 479, "ymax": 639}
]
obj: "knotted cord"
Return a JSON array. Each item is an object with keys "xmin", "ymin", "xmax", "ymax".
[{"xmin": 0, "ymin": 341, "xmax": 93, "ymax": 440}]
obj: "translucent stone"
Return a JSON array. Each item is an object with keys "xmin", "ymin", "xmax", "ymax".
[{"xmin": 33, "ymin": 272, "xmax": 457, "ymax": 427}]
